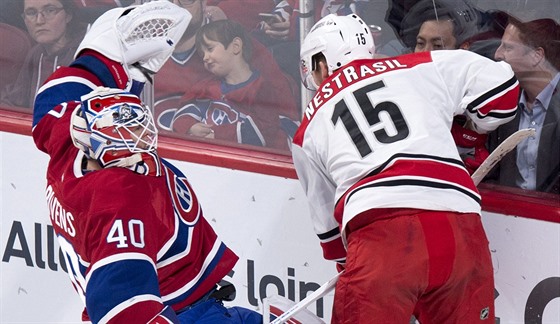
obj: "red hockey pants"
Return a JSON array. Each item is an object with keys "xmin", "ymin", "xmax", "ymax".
[{"xmin": 332, "ymin": 209, "xmax": 494, "ymax": 324}]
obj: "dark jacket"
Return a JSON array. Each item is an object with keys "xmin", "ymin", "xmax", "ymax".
[{"xmin": 487, "ymin": 81, "xmax": 560, "ymax": 194}]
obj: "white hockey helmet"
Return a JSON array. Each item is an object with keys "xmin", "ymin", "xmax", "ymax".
[
  {"xmin": 300, "ymin": 14, "xmax": 375, "ymax": 90},
  {"xmin": 75, "ymin": 1, "xmax": 191, "ymax": 76},
  {"xmin": 71, "ymin": 87, "xmax": 158, "ymax": 171}
]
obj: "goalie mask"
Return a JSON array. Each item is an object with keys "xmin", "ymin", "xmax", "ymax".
[
  {"xmin": 75, "ymin": 1, "xmax": 191, "ymax": 84},
  {"xmin": 300, "ymin": 14, "xmax": 375, "ymax": 91},
  {"xmin": 71, "ymin": 88, "xmax": 160, "ymax": 175}
]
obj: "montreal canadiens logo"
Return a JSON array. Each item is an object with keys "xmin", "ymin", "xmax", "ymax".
[
  {"xmin": 174, "ymin": 177, "xmax": 193, "ymax": 213},
  {"xmin": 206, "ymin": 101, "xmax": 239, "ymax": 126},
  {"xmin": 163, "ymin": 162, "xmax": 200, "ymax": 225}
]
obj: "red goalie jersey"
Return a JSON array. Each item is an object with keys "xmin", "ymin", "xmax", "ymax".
[{"xmin": 32, "ymin": 52, "xmax": 238, "ymax": 323}]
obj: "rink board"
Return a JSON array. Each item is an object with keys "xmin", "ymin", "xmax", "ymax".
[{"xmin": 1, "ymin": 130, "xmax": 559, "ymax": 324}]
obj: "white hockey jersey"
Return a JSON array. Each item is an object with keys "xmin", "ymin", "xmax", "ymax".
[{"xmin": 292, "ymin": 50, "xmax": 519, "ymax": 263}]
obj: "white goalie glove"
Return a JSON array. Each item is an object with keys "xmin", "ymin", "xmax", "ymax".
[{"xmin": 75, "ymin": 0, "xmax": 191, "ymax": 90}]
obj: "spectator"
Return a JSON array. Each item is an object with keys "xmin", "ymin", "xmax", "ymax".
[
  {"xmin": 414, "ymin": 17, "xmax": 458, "ymax": 52},
  {"xmin": 393, "ymin": 0, "xmax": 504, "ymax": 58},
  {"xmin": 292, "ymin": 13, "xmax": 519, "ymax": 323},
  {"xmin": 0, "ymin": 0, "xmax": 85, "ymax": 109},
  {"xmin": 32, "ymin": 2, "xmax": 263, "ymax": 322},
  {"xmin": 489, "ymin": 17, "xmax": 560, "ymax": 193},
  {"xmin": 165, "ymin": 19, "xmax": 299, "ymax": 151},
  {"xmin": 150, "ymin": 0, "xmax": 224, "ymax": 121},
  {"xmin": 154, "ymin": 0, "xmax": 300, "ymax": 148}
]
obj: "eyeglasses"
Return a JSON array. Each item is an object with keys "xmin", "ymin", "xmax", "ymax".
[{"xmin": 22, "ymin": 6, "xmax": 65, "ymax": 22}]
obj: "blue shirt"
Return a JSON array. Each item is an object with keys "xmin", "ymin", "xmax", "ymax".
[{"xmin": 516, "ymin": 73, "xmax": 560, "ymax": 190}]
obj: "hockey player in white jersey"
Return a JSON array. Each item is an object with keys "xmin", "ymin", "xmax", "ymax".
[{"xmin": 292, "ymin": 14, "xmax": 520, "ymax": 324}]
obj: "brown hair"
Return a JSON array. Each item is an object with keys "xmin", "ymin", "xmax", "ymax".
[
  {"xmin": 508, "ymin": 17, "xmax": 560, "ymax": 70},
  {"xmin": 195, "ymin": 19, "xmax": 253, "ymax": 62}
]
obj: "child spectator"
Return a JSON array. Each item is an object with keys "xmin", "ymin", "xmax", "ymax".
[
  {"xmin": 154, "ymin": 0, "xmax": 300, "ymax": 144},
  {"xmin": 163, "ymin": 19, "xmax": 299, "ymax": 151}
]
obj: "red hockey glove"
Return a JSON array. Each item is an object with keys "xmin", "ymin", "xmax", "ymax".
[
  {"xmin": 451, "ymin": 121, "xmax": 489, "ymax": 174},
  {"xmin": 464, "ymin": 146, "xmax": 490, "ymax": 175},
  {"xmin": 451, "ymin": 121, "xmax": 488, "ymax": 148}
]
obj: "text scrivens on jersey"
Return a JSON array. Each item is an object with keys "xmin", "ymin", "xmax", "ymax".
[{"xmin": 45, "ymin": 185, "xmax": 76, "ymax": 237}]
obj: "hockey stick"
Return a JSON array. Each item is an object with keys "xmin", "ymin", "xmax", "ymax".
[
  {"xmin": 267, "ymin": 129, "xmax": 536, "ymax": 323},
  {"xmin": 267, "ymin": 272, "xmax": 341, "ymax": 324},
  {"xmin": 471, "ymin": 128, "xmax": 536, "ymax": 185}
]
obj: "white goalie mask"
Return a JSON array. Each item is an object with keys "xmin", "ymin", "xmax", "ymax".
[
  {"xmin": 75, "ymin": 1, "xmax": 191, "ymax": 78},
  {"xmin": 71, "ymin": 87, "xmax": 158, "ymax": 170},
  {"xmin": 300, "ymin": 14, "xmax": 375, "ymax": 91}
]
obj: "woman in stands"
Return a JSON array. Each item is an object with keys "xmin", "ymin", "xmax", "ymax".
[{"xmin": 0, "ymin": 0, "xmax": 85, "ymax": 109}]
